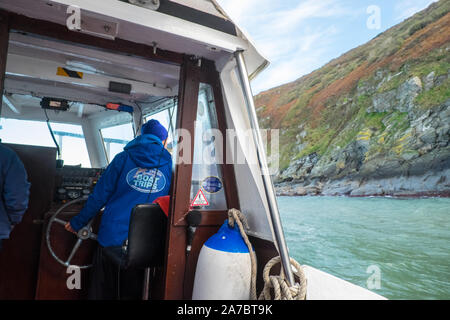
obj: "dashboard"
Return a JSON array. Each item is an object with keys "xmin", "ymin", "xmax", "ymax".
[{"xmin": 54, "ymin": 166, "xmax": 104, "ymax": 202}]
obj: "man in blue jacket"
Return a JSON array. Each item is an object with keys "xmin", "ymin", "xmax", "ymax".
[
  {"xmin": 66, "ymin": 119, "xmax": 172, "ymax": 299},
  {"xmin": 0, "ymin": 143, "xmax": 30, "ymax": 251}
]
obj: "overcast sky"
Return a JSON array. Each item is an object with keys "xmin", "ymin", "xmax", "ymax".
[{"xmin": 216, "ymin": 0, "xmax": 439, "ymax": 94}]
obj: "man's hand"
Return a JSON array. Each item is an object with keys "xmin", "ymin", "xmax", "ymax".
[{"xmin": 65, "ymin": 222, "xmax": 77, "ymax": 235}]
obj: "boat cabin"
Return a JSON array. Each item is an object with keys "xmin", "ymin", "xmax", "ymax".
[
  {"xmin": 0, "ymin": 0, "xmax": 283, "ymax": 300},
  {"xmin": 0, "ymin": 0, "xmax": 388, "ymax": 301}
]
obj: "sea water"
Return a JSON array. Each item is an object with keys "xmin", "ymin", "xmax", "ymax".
[{"xmin": 278, "ymin": 196, "xmax": 450, "ymax": 299}]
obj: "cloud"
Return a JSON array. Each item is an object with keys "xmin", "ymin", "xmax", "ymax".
[
  {"xmin": 251, "ymin": 50, "xmax": 324, "ymax": 93},
  {"xmin": 216, "ymin": 0, "xmax": 439, "ymax": 94},
  {"xmin": 217, "ymin": 0, "xmax": 269, "ymax": 23},
  {"xmin": 268, "ymin": 0, "xmax": 353, "ymax": 32},
  {"xmin": 216, "ymin": 0, "xmax": 350, "ymax": 93},
  {"xmin": 251, "ymin": 26, "xmax": 338, "ymax": 93}
]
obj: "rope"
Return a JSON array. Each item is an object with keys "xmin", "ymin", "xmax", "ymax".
[
  {"xmin": 228, "ymin": 208, "xmax": 258, "ymax": 300},
  {"xmin": 258, "ymin": 256, "xmax": 307, "ymax": 300},
  {"xmin": 227, "ymin": 209, "xmax": 307, "ymax": 300}
]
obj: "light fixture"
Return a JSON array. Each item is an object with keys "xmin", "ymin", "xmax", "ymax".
[
  {"xmin": 41, "ymin": 97, "xmax": 70, "ymax": 111},
  {"xmin": 77, "ymin": 13, "xmax": 119, "ymax": 40}
]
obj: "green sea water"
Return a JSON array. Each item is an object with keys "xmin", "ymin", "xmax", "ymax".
[{"xmin": 278, "ymin": 196, "xmax": 450, "ymax": 300}]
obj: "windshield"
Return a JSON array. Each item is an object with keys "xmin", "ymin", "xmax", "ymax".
[
  {"xmin": 143, "ymin": 105, "xmax": 177, "ymax": 151},
  {"xmin": 0, "ymin": 118, "xmax": 91, "ymax": 167}
]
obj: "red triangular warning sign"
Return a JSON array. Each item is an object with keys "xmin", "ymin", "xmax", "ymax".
[{"xmin": 191, "ymin": 189, "xmax": 209, "ymax": 207}]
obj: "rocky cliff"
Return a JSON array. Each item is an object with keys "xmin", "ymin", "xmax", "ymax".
[{"xmin": 255, "ymin": 1, "xmax": 450, "ymax": 197}]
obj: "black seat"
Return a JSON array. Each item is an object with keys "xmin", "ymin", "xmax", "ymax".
[
  {"xmin": 102, "ymin": 203, "xmax": 167, "ymax": 270},
  {"xmin": 126, "ymin": 203, "xmax": 167, "ymax": 269}
]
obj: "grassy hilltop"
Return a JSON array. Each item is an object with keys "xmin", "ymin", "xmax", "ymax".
[{"xmin": 255, "ymin": 0, "xmax": 450, "ymax": 196}]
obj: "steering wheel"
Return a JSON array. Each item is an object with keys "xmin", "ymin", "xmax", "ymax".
[{"xmin": 46, "ymin": 196, "xmax": 97, "ymax": 269}]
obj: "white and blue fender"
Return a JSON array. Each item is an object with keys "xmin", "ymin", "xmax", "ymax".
[{"xmin": 192, "ymin": 220, "xmax": 252, "ymax": 300}]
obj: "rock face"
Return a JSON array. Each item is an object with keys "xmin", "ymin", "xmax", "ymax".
[
  {"xmin": 255, "ymin": 2, "xmax": 450, "ymax": 197},
  {"xmin": 274, "ymin": 88, "xmax": 450, "ymax": 197},
  {"xmin": 279, "ymin": 153, "xmax": 319, "ymax": 181},
  {"xmin": 369, "ymin": 76, "xmax": 423, "ymax": 113}
]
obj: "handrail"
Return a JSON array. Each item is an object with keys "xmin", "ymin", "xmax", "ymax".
[{"xmin": 234, "ymin": 50, "xmax": 295, "ymax": 286}]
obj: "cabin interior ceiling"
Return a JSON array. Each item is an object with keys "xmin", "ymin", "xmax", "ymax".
[
  {"xmin": 0, "ymin": 0, "xmax": 235, "ymax": 68},
  {"xmin": 2, "ymin": 31, "xmax": 180, "ymax": 126},
  {"xmin": 0, "ymin": 0, "xmax": 262, "ymax": 134}
]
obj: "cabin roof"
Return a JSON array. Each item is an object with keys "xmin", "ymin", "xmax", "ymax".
[{"xmin": 0, "ymin": 0, "xmax": 269, "ymax": 78}]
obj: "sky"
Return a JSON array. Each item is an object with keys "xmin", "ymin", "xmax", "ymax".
[{"xmin": 216, "ymin": 0, "xmax": 439, "ymax": 94}]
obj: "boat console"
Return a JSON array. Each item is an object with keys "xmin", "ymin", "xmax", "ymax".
[{"xmin": 54, "ymin": 167, "xmax": 104, "ymax": 202}]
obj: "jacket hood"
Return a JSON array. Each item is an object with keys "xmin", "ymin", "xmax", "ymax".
[{"xmin": 124, "ymin": 134, "xmax": 171, "ymax": 168}]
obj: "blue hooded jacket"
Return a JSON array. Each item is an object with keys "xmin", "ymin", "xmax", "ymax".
[
  {"xmin": 0, "ymin": 144, "xmax": 30, "ymax": 239},
  {"xmin": 70, "ymin": 134, "xmax": 172, "ymax": 247}
]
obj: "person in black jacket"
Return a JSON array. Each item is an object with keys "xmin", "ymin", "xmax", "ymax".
[{"xmin": 0, "ymin": 143, "xmax": 30, "ymax": 251}]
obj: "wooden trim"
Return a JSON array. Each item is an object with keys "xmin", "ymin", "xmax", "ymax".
[
  {"xmin": 162, "ymin": 56, "xmax": 243, "ymax": 299},
  {"xmin": 162, "ymin": 57, "xmax": 200, "ymax": 299},
  {"xmin": 181, "ymin": 66, "xmax": 241, "ymax": 300},
  {"xmin": 190, "ymin": 61, "xmax": 240, "ymax": 210},
  {"xmin": 193, "ymin": 210, "xmax": 228, "ymax": 226},
  {"xmin": 0, "ymin": 11, "xmax": 9, "ymax": 116},
  {"xmin": 3, "ymin": 10, "xmax": 183, "ymax": 66},
  {"xmin": 171, "ymin": 57, "xmax": 201, "ymax": 227}
]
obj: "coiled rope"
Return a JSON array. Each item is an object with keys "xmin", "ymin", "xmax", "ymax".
[
  {"xmin": 258, "ymin": 256, "xmax": 307, "ymax": 300},
  {"xmin": 227, "ymin": 208, "xmax": 307, "ymax": 300}
]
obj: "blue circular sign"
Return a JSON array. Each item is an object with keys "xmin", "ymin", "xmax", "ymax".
[
  {"xmin": 201, "ymin": 176, "xmax": 223, "ymax": 194},
  {"xmin": 126, "ymin": 167, "xmax": 166, "ymax": 193}
]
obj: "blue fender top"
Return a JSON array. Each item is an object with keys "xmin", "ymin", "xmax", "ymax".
[{"xmin": 204, "ymin": 220, "xmax": 250, "ymax": 253}]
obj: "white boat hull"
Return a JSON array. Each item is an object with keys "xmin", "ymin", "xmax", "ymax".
[{"xmin": 302, "ymin": 265, "xmax": 387, "ymax": 300}]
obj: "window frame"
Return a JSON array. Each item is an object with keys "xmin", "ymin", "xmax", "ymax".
[{"xmin": 163, "ymin": 57, "xmax": 240, "ymax": 300}]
